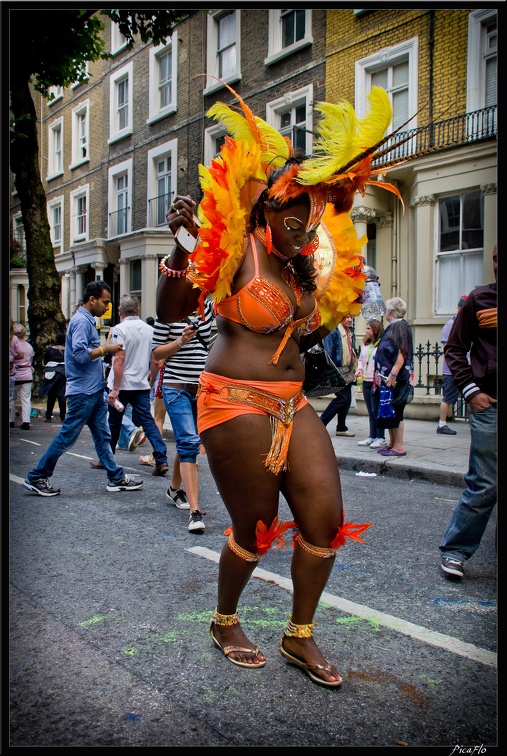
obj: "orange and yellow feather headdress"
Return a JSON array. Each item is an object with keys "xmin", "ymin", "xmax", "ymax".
[{"xmin": 189, "ymin": 81, "xmax": 402, "ymax": 329}]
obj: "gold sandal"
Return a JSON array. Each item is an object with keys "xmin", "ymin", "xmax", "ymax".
[
  {"xmin": 280, "ymin": 618, "xmax": 342, "ymax": 687},
  {"xmin": 209, "ymin": 609, "xmax": 265, "ymax": 669}
]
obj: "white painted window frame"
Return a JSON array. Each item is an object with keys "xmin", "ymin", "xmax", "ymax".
[
  {"xmin": 47, "ymin": 117, "xmax": 64, "ymax": 180},
  {"xmin": 71, "ymin": 61, "xmax": 90, "ymax": 89},
  {"xmin": 467, "ymin": 8, "xmax": 497, "ymax": 112},
  {"xmin": 146, "ymin": 139, "xmax": 178, "ymax": 227},
  {"xmin": 70, "ymin": 99, "xmax": 90, "ymax": 170},
  {"xmin": 13, "ymin": 212, "xmax": 26, "ymax": 250},
  {"xmin": 111, "ymin": 21, "xmax": 128, "ymax": 55},
  {"xmin": 48, "ymin": 85, "xmax": 63, "ymax": 104},
  {"xmin": 70, "ymin": 184, "xmax": 90, "ymax": 242},
  {"xmin": 203, "ymin": 10, "xmax": 242, "ymax": 94},
  {"xmin": 265, "ymin": 9, "xmax": 312, "ymax": 66},
  {"xmin": 266, "ymin": 84, "xmax": 314, "ymax": 156},
  {"xmin": 204, "ymin": 123, "xmax": 228, "ymax": 167},
  {"xmin": 355, "ymin": 37, "xmax": 419, "ymax": 131},
  {"xmin": 147, "ymin": 33, "xmax": 178, "ymax": 124},
  {"xmin": 47, "ymin": 195, "xmax": 64, "ymax": 247},
  {"xmin": 108, "ymin": 61, "xmax": 133, "ymax": 144},
  {"xmin": 108, "ymin": 158, "xmax": 133, "ymax": 237}
]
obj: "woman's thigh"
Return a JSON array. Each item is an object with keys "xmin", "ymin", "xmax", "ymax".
[
  {"xmin": 282, "ymin": 404, "xmax": 343, "ymax": 541},
  {"xmin": 201, "ymin": 413, "xmax": 281, "ymax": 539}
]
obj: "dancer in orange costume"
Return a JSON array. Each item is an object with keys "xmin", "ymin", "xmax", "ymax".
[{"xmin": 157, "ymin": 84, "xmax": 400, "ymax": 687}]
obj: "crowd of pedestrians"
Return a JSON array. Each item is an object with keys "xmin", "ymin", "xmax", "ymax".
[{"xmin": 15, "ymin": 242, "xmax": 497, "ymax": 570}]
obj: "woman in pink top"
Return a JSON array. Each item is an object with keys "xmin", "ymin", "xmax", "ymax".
[
  {"xmin": 356, "ymin": 319, "xmax": 386, "ymax": 449},
  {"xmin": 12, "ymin": 325, "xmax": 34, "ymax": 430}
]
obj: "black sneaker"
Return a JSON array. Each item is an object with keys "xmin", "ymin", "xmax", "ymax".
[
  {"xmin": 166, "ymin": 486, "xmax": 190, "ymax": 509},
  {"xmin": 441, "ymin": 556, "xmax": 464, "ymax": 578},
  {"xmin": 437, "ymin": 425, "xmax": 457, "ymax": 435},
  {"xmin": 23, "ymin": 478, "xmax": 61, "ymax": 497},
  {"xmin": 106, "ymin": 474, "xmax": 144, "ymax": 492},
  {"xmin": 188, "ymin": 509, "xmax": 205, "ymax": 532}
]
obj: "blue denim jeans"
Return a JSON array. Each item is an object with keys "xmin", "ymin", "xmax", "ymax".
[
  {"xmin": 362, "ymin": 380, "xmax": 385, "ymax": 440},
  {"xmin": 440, "ymin": 405, "xmax": 497, "ymax": 562},
  {"xmin": 161, "ymin": 386, "xmax": 200, "ymax": 463},
  {"xmin": 118, "ymin": 404, "xmax": 136, "ymax": 449},
  {"xmin": 27, "ymin": 390, "xmax": 125, "ymax": 484},
  {"xmin": 107, "ymin": 389, "xmax": 167, "ymax": 466}
]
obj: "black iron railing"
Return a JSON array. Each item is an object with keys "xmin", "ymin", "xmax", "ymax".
[
  {"xmin": 148, "ymin": 192, "xmax": 173, "ymax": 227},
  {"xmin": 372, "ymin": 105, "xmax": 497, "ymax": 168},
  {"xmin": 413, "ymin": 340, "xmax": 469, "ymax": 420}
]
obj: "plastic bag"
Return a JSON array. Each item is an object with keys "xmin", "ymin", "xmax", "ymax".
[{"xmin": 377, "ymin": 385, "xmax": 396, "ymax": 418}]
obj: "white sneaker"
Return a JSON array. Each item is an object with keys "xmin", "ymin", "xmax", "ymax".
[
  {"xmin": 188, "ymin": 510, "xmax": 205, "ymax": 532},
  {"xmin": 167, "ymin": 486, "xmax": 190, "ymax": 509},
  {"xmin": 357, "ymin": 437, "xmax": 374, "ymax": 446},
  {"xmin": 370, "ymin": 438, "xmax": 387, "ymax": 449}
]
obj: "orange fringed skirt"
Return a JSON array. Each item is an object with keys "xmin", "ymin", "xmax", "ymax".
[{"xmin": 197, "ymin": 371, "xmax": 308, "ymax": 474}]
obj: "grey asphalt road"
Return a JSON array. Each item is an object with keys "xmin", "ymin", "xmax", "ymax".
[{"xmin": 7, "ymin": 418, "xmax": 498, "ymax": 749}]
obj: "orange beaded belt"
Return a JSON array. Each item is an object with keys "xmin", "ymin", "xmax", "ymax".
[{"xmin": 197, "ymin": 372, "xmax": 307, "ymax": 474}]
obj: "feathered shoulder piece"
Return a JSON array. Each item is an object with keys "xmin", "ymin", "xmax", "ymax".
[
  {"xmin": 189, "ymin": 136, "xmax": 263, "ymax": 303},
  {"xmin": 314, "ymin": 207, "xmax": 366, "ymax": 331}
]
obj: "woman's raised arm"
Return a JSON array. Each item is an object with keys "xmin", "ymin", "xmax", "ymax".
[{"xmin": 156, "ymin": 195, "xmax": 202, "ymax": 323}]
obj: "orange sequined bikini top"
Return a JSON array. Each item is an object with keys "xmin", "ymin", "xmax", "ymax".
[{"xmin": 216, "ymin": 234, "xmax": 321, "ymax": 364}]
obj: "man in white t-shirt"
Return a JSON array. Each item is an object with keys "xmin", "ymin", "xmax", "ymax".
[{"xmin": 97, "ymin": 294, "xmax": 169, "ymax": 476}]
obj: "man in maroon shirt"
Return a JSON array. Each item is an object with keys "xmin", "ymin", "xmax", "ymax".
[{"xmin": 439, "ymin": 244, "xmax": 497, "ymax": 579}]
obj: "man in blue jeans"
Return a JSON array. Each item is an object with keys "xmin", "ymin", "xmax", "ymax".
[
  {"xmin": 101, "ymin": 294, "xmax": 169, "ymax": 476},
  {"xmin": 24, "ymin": 281, "xmax": 143, "ymax": 496},
  {"xmin": 439, "ymin": 244, "xmax": 497, "ymax": 579}
]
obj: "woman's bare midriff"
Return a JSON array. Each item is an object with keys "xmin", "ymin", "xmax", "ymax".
[{"xmin": 204, "ymin": 316, "xmax": 305, "ymax": 383}]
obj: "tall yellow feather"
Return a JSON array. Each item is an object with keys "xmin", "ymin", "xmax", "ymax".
[{"xmin": 297, "ymin": 86, "xmax": 392, "ymax": 185}]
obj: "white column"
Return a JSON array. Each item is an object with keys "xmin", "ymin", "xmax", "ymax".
[
  {"xmin": 142, "ymin": 254, "xmax": 158, "ymax": 320},
  {"xmin": 374, "ymin": 214, "xmax": 393, "ymax": 305},
  {"xmin": 61, "ymin": 274, "xmax": 70, "ymax": 321},
  {"xmin": 481, "ymin": 183, "xmax": 497, "ymax": 280},
  {"xmin": 91, "ymin": 261, "xmax": 107, "ymax": 281},
  {"xmin": 69, "ymin": 268, "xmax": 77, "ymax": 315},
  {"xmin": 10, "ymin": 284, "xmax": 18, "ymax": 323},
  {"xmin": 409, "ymin": 194, "xmax": 436, "ymax": 322},
  {"xmin": 119, "ymin": 258, "xmax": 128, "ymax": 297},
  {"xmin": 350, "ymin": 206, "xmax": 375, "ymax": 261},
  {"xmin": 73, "ymin": 266, "xmax": 87, "ymax": 308}
]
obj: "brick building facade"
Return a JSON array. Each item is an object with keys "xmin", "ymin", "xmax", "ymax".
[{"xmin": 10, "ymin": 8, "xmax": 496, "ymax": 380}]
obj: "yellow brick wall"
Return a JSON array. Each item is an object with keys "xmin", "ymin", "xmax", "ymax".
[{"xmin": 326, "ymin": 8, "xmax": 471, "ymax": 118}]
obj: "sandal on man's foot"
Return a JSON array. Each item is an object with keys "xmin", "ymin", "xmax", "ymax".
[
  {"xmin": 209, "ymin": 623, "xmax": 265, "ymax": 668},
  {"xmin": 280, "ymin": 639, "xmax": 342, "ymax": 687},
  {"xmin": 139, "ymin": 454, "xmax": 156, "ymax": 466}
]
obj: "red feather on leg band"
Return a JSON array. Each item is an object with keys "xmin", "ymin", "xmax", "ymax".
[{"xmin": 292, "ymin": 521, "xmax": 372, "ymax": 558}]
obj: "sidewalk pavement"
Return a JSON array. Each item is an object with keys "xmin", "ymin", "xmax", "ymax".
[
  {"xmin": 29, "ymin": 401, "xmax": 470, "ymax": 488},
  {"xmin": 321, "ymin": 412, "xmax": 470, "ymax": 487}
]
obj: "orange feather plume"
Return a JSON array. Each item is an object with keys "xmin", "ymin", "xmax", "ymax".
[
  {"xmin": 330, "ymin": 522, "xmax": 372, "ymax": 550},
  {"xmin": 255, "ymin": 517, "xmax": 297, "ymax": 555}
]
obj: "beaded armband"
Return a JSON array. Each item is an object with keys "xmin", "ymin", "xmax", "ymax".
[{"xmin": 159, "ymin": 254, "xmax": 189, "ymax": 278}]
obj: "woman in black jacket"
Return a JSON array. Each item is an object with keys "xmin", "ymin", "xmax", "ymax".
[{"xmin": 40, "ymin": 332, "xmax": 67, "ymax": 423}]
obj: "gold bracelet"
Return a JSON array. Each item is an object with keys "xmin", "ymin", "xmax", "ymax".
[
  {"xmin": 100, "ymin": 346, "xmax": 105, "ymax": 357},
  {"xmin": 159, "ymin": 255, "xmax": 189, "ymax": 278}
]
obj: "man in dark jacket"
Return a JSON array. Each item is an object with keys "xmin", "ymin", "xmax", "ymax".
[
  {"xmin": 439, "ymin": 244, "xmax": 497, "ymax": 578},
  {"xmin": 320, "ymin": 314, "xmax": 358, "ymax": 437}
]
